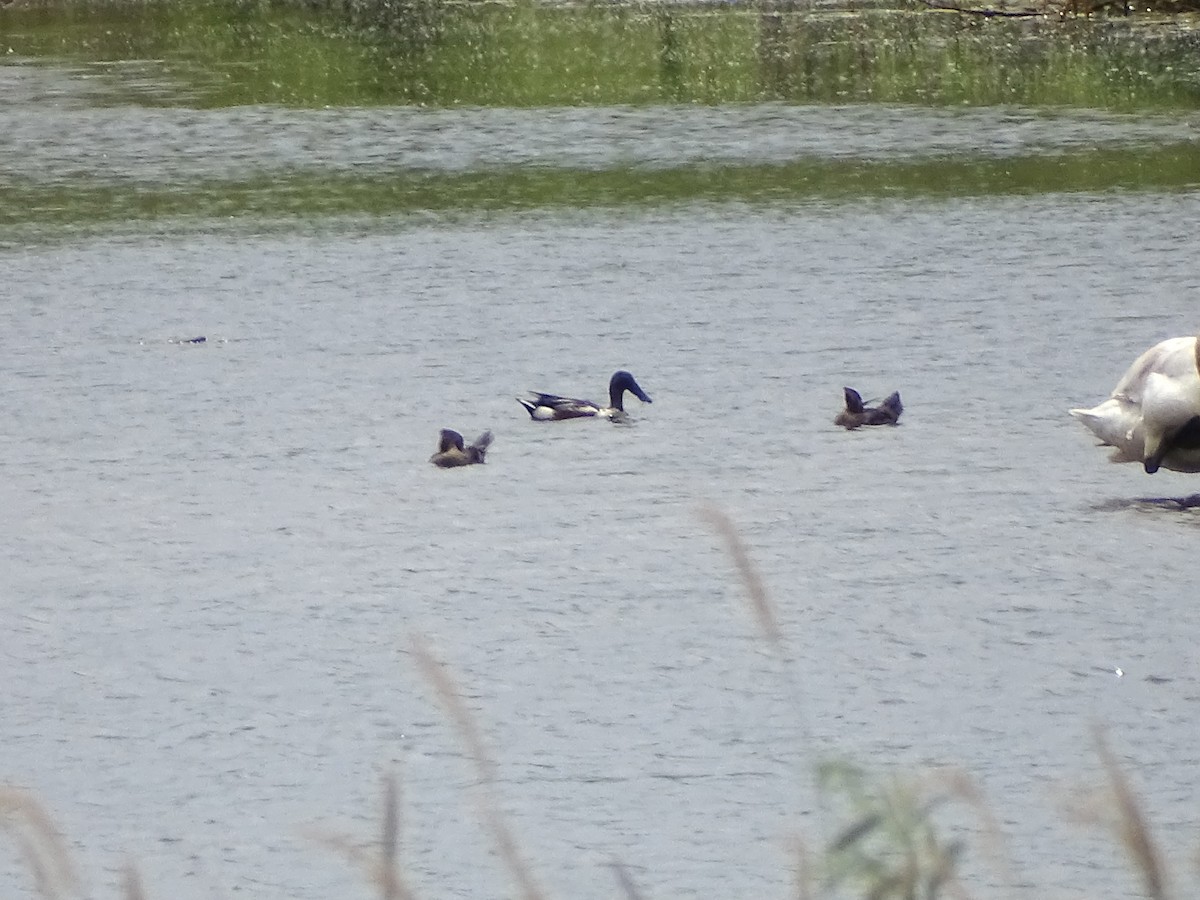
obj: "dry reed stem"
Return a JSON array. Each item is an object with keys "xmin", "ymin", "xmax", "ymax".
[
  {"xmin": 0, "ymin": 786, "xmax": 78, "ymax": 900},
  {"xmin": 700, "ymin": 503, "xmax": 832, "ymax": 875},
  {"xmin": 605, "ymin": 858, "xmax": 646, "ymax": 900},
  {"xmin": 923, "ymin": 767, "xmax": 1015, "ymax": 900},
  {"xmin": 411, "ymin": 636, "xmax": 547, "ymax": 900},
  {"xmin": 700, "ymin": 505, "xmax": 782, "ymax": 650},
  {"xmin": 306, "ymin": 773, "xmax": 416, "ymax": 900},
  {"xmin": 1094, "ymin": 728, "xmax": 1169, "ymax": 900},
  {"xmin": 788, "ymin": 834, "xmax": 813, "ymax": 900},
  {"xmin": 122, "ymin": 861, "xmax": 147, "ymax": 900},
  {"xmin": 378, "ymin": 774, "xmax": 405, "ymax": 900},
  {"xmin": 701, "ymin": 506, "xmax": 1025, "ymax": 900}
]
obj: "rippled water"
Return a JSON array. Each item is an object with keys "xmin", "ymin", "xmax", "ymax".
[
  {"xmin": 3, "ymin": 54, "xmax": 1200, "ymax": 900},
  {"xmin": 6, "ymin": 194, "xmax": 1200, "ymax": 900}
]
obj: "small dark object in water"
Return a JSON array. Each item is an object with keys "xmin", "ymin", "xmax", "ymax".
[
  {"xmin": 184, "ymin": 336, "xmax": 206, "ymax": 343},
  {"xmin": 430, "ymin": 429, "xmax": 493, "ymax": 468},
  {"xmin": 835, "ymin": 387, "xmax": 902, "ymax": 429}
]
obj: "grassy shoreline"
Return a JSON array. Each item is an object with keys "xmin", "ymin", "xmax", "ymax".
[{"xmin": 3, "ymin": 0, "xmax": 1200, "ymax": 108}]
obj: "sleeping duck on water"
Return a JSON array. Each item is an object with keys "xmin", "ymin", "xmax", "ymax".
[
  {"xmin": 430, "ymin": 429, "xmax": 493, "ymax": 468},
  {"xmin": 835, "ymin": 387, "xmax": 903, "ymax": 429},
  {"xmin": 518, "ymin": 371, "xmax": 652, "ymax": 422},
  {"xmin": 1070, "ymin": 334, "xmax": 1200, "ymax": 474}
]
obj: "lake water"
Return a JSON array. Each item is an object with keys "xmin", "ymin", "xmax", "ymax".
[{"xmin": 3, "ymin": 59, "xmax": 1200, "ymax": 900}]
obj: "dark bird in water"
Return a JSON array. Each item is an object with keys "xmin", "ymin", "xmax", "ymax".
[
  {"xmin": 430, "ymin": 429, "xmax": 493, "ymax": 468},
  {"xmin": 517, "ymin": 370, "xmax": 652, "ymax": 423},
  {"xmin": 835, "ymin": 387, "xmax": 903, "ymax": 429}
]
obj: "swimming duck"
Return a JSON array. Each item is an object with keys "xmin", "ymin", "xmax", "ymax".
[
  {"xmin": 1070, "ymin": 334, "xmax": 1200, "ymax": 474},
  {"xmin": 835, "ymin": 387, "xmax": 903, "ymax": 429},
  {"xmin": 429, "ymin": 429, "xmax": 493, "ymax": 468},
  {"xmin": 518, "ymin": 370, "xmax": 652, "ymax": 422}
]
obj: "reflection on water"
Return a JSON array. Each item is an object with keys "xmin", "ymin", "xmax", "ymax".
[
  {"xmin": 1091, "ymin": 494, "xmax": 1200, "ymax": 512},
  {"xmin": 3, "ymin": 193, "xmax": 1200, "ymax": 900},
  {"xmin": 1, "ymin": 72, "xmax": 1198, "ymax": 233},
  {"xmin": 4, "ymin": 89, "xmax": 1199, "ymax": 184}
]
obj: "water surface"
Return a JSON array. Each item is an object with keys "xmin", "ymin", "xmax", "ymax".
[{"xmin": 4, "ymin": 191, "xmax": 1200, "ymax": 900}]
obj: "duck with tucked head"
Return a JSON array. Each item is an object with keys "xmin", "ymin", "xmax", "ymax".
[
  {"xmin": 430, "ymin": 429, "xmax": 493, "ymax": 468},
  {"xmin": 518, "ymin": 370, "xmax": 652, "ymax": 423},
  {"xmin": 1070, "ymin": 334, "xmax": 1200, "ymax": 474},
  {"xmin": 835, "ymin": 387, "xmax": 902, "ymax": 429}
]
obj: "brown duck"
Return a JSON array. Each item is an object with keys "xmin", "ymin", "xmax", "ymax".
[
  {"xmin": 430, "ymin": 429, "xmax": 493, "ymax": 467},
  {"xmin": 835, "ymin": 387, "xmax": 902, "ymax": 429}
]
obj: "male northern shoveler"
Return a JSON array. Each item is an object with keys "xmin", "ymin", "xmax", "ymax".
[
  {"xmin": 430, "ymin": 429, "xmax": 493, "ymax": 468},
  {"xmin": 518, "ymin": 370, "xmax": 652, "ymax": 423},
  {"xmin": 834, "ymin": 387, "xmax": 902, "ymax": 429},
  {"xmin": 1071, "ymin": 334, "xmax": 1200, "ymax": 474}
]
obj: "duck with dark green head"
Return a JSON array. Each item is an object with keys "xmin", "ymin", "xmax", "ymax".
[{"xmin": 517, "ymin": 370, "xmax": 652, "ymax": 423}]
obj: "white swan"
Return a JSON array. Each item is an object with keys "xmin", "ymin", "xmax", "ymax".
[{"xmin": 1070, "ymin": 335, "xmax": 1200, "ymax": 474}]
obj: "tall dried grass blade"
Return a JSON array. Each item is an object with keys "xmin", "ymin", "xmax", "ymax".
[
  {"xmin": 379, "ymin": 774, "xmax": 405, "ymax": 900},
  {"xmin": 932, "ymin": 768, "xmax": 1011, "ymax": 899},
  {"xmin": 700, "ymin": 505, "xmax": 782, "ymax": 650},
  {"xmin": 865, "ymin": 869, "xmax": 908, "ymax": 900},
  {"xmin": 700, "ymin": 504, "xmax": 823, "ymax": 851},
  {"xmin": 925, "ymin": 840, "xmax": 965, "ymax": 900},
  {"xmin": 606, "ymin": 858, "xmax": 646, "ymax": 900},
  {"xmin": 411, "ymin": 636, "xmax": 547, "ymax": 900},
  {"xmin": 1095, "ymin": 729, "xmax": 1169, "ymax": 900},
  {"xmin": 0, "ymin": 786, "xmax": 79, "ymax": 900},
  {"xmin": 122, "ymin": 861, "xmax": 147, "ymax": 900},
  {"xmin": 790, "ymin": 835, "xmax": 813, "ymax": 900},
  {"xmin": 307, "ymin": 830, "xmax": 369, "ymax": 869},
  {"xmin": 304, "ymin": 774, "xmax": 416, "ymax": 900}
]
